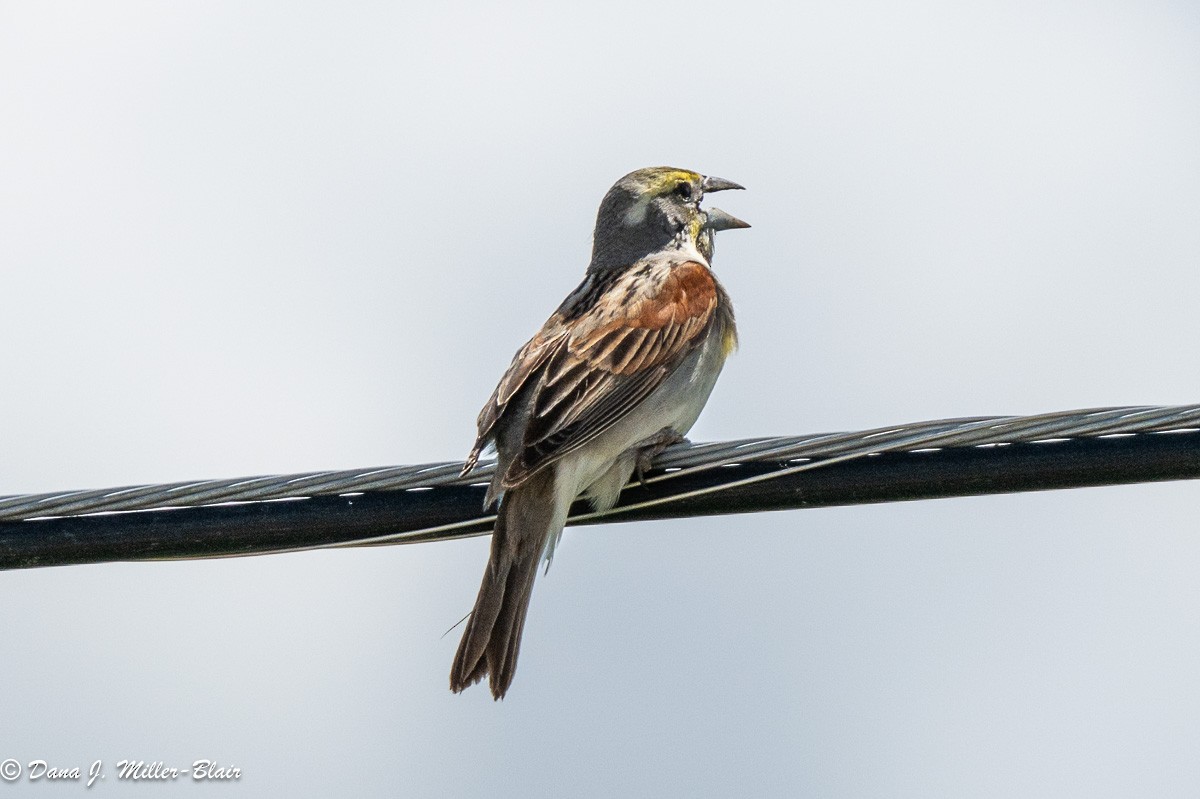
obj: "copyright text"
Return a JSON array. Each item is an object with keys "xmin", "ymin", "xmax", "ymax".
[{"xmin": 0, "ymin": 758, "xmax": 241, "ymax": 786}]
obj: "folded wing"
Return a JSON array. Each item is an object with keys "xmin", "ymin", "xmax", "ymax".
[{"xmin": 466, "ymin": 259, "xmax": 721, "ymax": 487}]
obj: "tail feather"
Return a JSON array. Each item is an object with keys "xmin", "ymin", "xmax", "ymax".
[
  {"xmin": 449, "ymin": 469, "xmax": 562, "ymax": 699},
  {"xmin": 487, "ymin": 553, "xmax": 538, "ymax": 683}
]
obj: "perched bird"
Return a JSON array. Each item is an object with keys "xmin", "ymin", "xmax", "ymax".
[{"xmin": 451, "ymin": 167, "xmax": 749, "ymax": 699}]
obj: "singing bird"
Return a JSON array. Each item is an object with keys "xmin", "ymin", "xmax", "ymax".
[{"xmin": 451, "ymin": 167, "xmax": 749, "ymax": 698}]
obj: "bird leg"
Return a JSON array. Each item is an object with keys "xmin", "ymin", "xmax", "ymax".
[{"xmin": 634, "ymin": 428, "xmax": 687, "ymax": 488}]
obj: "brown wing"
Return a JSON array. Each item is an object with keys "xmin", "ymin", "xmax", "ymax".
[
  {"xmin": 497, "ymin": 260, "xmax": 721, "ymax": 487},
  {"xmin": 461, "ymin": 323, "xmax": 569, "ymax": 474}
]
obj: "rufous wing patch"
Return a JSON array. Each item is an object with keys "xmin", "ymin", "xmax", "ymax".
[{"xmin": 491, "ymin": 260, "xmax": 723, "ymax": 488}]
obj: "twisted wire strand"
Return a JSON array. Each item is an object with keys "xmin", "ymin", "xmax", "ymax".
[
  {"xmin": 333, "ymin": 404, "xmax": 1200, "ymax": 551},
  {"xmin": 2, "ymin": 404, "xmax": 1198, "ymax": 526}
]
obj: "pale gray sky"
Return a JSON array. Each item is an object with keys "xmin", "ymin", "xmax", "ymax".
[{"xmin": 2, "ymin": 1, "xmax": 1199, "ymax": 796}]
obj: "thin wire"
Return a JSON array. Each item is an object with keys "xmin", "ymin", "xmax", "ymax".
[
  {"xmin": 338, "ymin": 407, "xmax": 1180, "ymax": 549},
  {"xmin": 4, "ymin": 404, "xmax": 1196, "ymax": 528}
]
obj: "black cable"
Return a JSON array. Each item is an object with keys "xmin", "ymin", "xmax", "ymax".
[{"xmin": 3, "ymin": 429, "xmax": 1198, "ymax": 571}]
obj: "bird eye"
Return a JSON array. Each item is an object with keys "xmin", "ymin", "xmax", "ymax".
[{"xmin": 674, "ymin": 182, "xmax": 693, "ymax": 200}]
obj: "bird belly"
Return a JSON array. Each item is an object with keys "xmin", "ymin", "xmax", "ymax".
[{"xmin": 568, "ymin": 328, "xmax": 729, "ymax": 498}]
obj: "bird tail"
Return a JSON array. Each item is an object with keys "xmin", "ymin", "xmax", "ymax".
[{"xmin": 450, "ymin": 468, "xmax": 565, "ymax": 699}]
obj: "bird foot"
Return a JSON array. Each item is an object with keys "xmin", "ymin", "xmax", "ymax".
[{"xmin": 635, "ymin": 428, "xmax": 687, "ymax": 488}]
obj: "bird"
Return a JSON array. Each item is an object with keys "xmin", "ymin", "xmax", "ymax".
[{"xmin": 450, "ymin": 167, "xmax": 749, "ymax": 699}]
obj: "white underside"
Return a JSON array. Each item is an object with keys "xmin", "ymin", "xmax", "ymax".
[{"xmin": 541, "ymin": 327, "xmax": 728, "ymax": 562}]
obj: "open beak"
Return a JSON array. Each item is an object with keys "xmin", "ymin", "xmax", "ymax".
[
  {"xmin": 703, "ymin": 207, "xmax": 751, "ymax": 232},
  {"xmin": 701, "ymin": 175, "xmax": 745, "ymax": 193}
]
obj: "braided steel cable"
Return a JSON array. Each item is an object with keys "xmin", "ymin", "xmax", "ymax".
[
  {"xmin": 1, "ymin": 404, "xmax": 1198, "ymax": 526},
  {"xmin": 2, "ymin": 403, "xmax": 1200, "ymax": 569},
  {"xmin": 336, "ymin": 403, "xmax": 1200, "ymax": 549}
]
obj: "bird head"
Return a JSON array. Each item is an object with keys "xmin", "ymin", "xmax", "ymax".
[{"xmin": 590, "ymin": 167, "xmax": 748, "ymax": 272}]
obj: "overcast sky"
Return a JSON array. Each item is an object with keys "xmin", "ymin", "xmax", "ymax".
[{"xmin": 2, "ymin": 1, "xmax": 1199, "ymax": 796}]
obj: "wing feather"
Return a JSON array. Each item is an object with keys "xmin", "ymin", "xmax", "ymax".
[
  {"xmin": 464, "ymin": 328, "xmax": 568, "ymax": 472},
  {"xmin": 464, "ymin": 258, "xmax": 725, "ymax": 484},
  {"xmin": 501, "ymin": 260, "xmax": 721, "ymax": 486}
]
